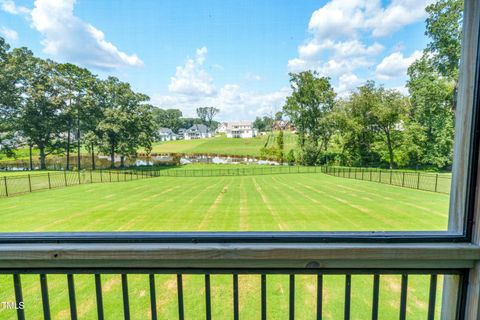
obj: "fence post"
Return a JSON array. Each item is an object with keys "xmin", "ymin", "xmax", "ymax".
[
  {"xmin": 389, "ymin": 170, "xmax": 393, "ymax": 185},
  {"xmin": 379, "ymin": 170, "xmax": 382, "ymax": 183},
  {"xmin": 435, "ymin": 174, "xmax": 439, "ymax": 192},
  {"xmin": 402, "ymin": 172, "xmax": 405, "ymax": 187},
  {"xmin": 78, "ymin": 170, "xmax": 81, "ymax": 185},
  {"xmin": 47, "ymin": 172, "xmax": 51, "ymax": 189},
  {"xmin": 64, "ymin": 171, "xmax": 67, "ymax": 186},
  {"xmin": 109, "ymin": 171, "xmax": 112, "ymax": 182},
  {"xmin": 361, "ymin": 168, "xmax": 364, "ymax": 180},
  {"xmin": 90, "ymin": 170, "xmax": 93, "ymax": 183},
  {"xmin": 370, "ymin": 170, "xmax": 372, "ymax": 181},
  {"xmin": 28, "ymin": 174, "xmax": 32, "ymax": 192},
  {"xmin": 417, "ymin": 172, "xmax": 421, "ymax": 189},
  {"xmin": 100, "ymin": 170, "xmax": 103, "ymax": 183},
  {"xmin": 3, "ymin": 176, "xmax": 8, "ymax": 197}
]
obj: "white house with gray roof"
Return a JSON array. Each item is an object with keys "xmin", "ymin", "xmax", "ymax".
[
  {"xmin": 183, "ymin": 124, "xmax": 213, "ymax": 140},
  {"xmin": 225, "ymin": 121, "xmax": 257, "ymax": 138}
]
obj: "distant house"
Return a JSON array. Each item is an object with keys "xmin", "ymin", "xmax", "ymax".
[
  {"xmin": 184, "ymin": 124, "xmax": 213, "ymax": 140},
  {"xmin": 272, "ymin": 120, "xmax": 295, "ymax": 131},
  {"xmin": 216, "ymin": 122, "xmax": 228, "ymax": 134},
  {"xmin": 225, "ymin": 121, "xmax": 257, "ymax": 138},
  {"xmin": 158, "ymin": 128, "xmax": 178, "ymax": 141}
]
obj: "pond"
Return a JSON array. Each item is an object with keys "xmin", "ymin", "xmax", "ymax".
[{"xmin": 0, "ymin": 153, "xmax": 280, "ymax": 171}]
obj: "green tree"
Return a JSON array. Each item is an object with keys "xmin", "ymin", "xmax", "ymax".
[
  {"xmin": 286, "ymin": 149, "xmax": 295, "ymax": 166},
  {"xmin": 283, "ymin": 71, "xmax": 335, "ymax": 165},
  {"xmin": 12, "ymin": 50, "xmax": 65, "ymax": 169},
  {"xmin": 56, "ymin": 63, "xmax": 96, "ymax": 170},
  {"xmin": 153, "ymin": 108, "xmax": 183, "ymax": 133},
  {"xmin": 406, "ymin": 56, "xmax": 454, "ymax": 168},
  {"xmin": 196, "ymin": 107, "xmax": 219, "ymax": 129},
  {"xmin": 96, "ymin": 77, "xmax": 157, "ymax": 168},
  {"xmin": 277, "ymin": 130, "xmax": 284, "ymax": 163},
  {"xmin": 372, "ymin": 87, "xmax": 408, "ymax": 169},
  {"xmin": 0, "ymin": 37, "xmax": 19, "ymax": 156},
  {"xmin": 425, "ymin": 0, "xmax": 463, "ymax": 80}
]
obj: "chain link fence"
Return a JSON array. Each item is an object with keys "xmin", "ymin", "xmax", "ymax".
[
  {"xmin": 324, "ymin": 166, "xmax": 451, "ymax": 194},
  {"xmin": 0, "ymin": 170, "xmax": 157, "ymax": 197}
]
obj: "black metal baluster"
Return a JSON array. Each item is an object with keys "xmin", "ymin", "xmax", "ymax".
[
  {"xmin": 317, "ymin": 274, "xmax": 323, "ymax": 320},
  {"xmin": 372, "ymin": 275, "xmax": 380, "ymax": 320},
  {"xmin": 122, "ymin": 274, "xmax": 130, "ymax": 320},
  {"xmin": 13, "ymin": 274, "xmax": 25, "ymax": 320},
  {"xmin": 399, "ymin": 275, "xmax": 408, "ymax": 320},
  {"xmin": 344, "ymin": 274, "xmax": 351, "ymax": 320},
  {"xmin": 149, "ymin": 274, "xmax": 157, "ymax": 320},
  {"xmin": 177, "ymin": 274, "xmax": 184, "ymax": 320},
  {"xmin": 261, "ymin": 274, "xmax": 267, "ymax": 320},
  {"xmin": 40, "ymin": 274, "xmax": 51, "ymax": 320},
  {"xmin": 67, "ymin": 274, "xmax": 78, "ymax": 320},
  {"xmin": 233, "ymin": 274, "xmax": 239, "ymax": 320},
  {"xmin": 427, "ymin": 275, "xmax": 437, "ymax": 320},
  {"xmin": 289, "ymin": 274, "xmax": 295, "ymax": 320},
  {"xmin": 95, "ymin": 274, "xmax": 104, "ymax": 320},
  {"xmin": 203, "ymin": 274, "xmax": 211, "ymax": 320}
]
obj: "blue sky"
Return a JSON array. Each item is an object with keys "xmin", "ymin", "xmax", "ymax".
[{"xmin": 0, "ymin": 0, "xmax": 433, "ymax": 120}]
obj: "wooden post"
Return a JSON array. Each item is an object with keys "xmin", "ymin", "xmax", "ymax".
[
  {"xmin": 402, "ymin": 172, "xmax": 405, "ymax": 187},
  {"xmin": 435, "ymin": 174, "xmax": 439, "ymax": 193},
  {"xmin": 389, "ymin": 170, "xmax": 393, "ymax": 185},
  {"xmin": 47, "ymin": 172, "xmax": 51, "ymax": 189},
  {"xmin": 90, "ymin": 170, "xmax": 93, "ymax": 183},
  {"xmin": 417, "ymin": 172, "xmax": 421, "ymax": 189},
  {"xmin": 64, "ymin": 171, "xmax": 67, "ymax": 187},
  {"xmin": 28, "ymin": 174, "xmax": 32, "ymax": 192}
]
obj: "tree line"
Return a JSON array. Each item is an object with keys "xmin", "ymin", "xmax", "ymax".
[
  {"xmin": 0, "ymin": 39, "xmax": 221, "ymax": 170},
  {"xmin": 282, "ymin": 0, "xmax": 461, "ymax": 170}
]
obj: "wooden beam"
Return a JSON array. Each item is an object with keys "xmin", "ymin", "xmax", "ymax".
[{"xmin": 0, "ymin": 243, "xmax": 477, "ymax": 269}]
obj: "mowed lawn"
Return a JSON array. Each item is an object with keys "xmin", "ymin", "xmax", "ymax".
[
  {"xmin": 149, "ymin": 132, "xmax": 297, "ymax": 157},
  {"xmin": 0, "ymin": 173, "xmax": 449, "ymax": 319}
]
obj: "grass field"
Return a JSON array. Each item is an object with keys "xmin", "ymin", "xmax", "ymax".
[
  {"xmin": 0, "ymin": 171, "xmax": 448, "ymax": 319},
  {"xmin": 149, "ymin": 132, "xmax": 297, "ymax": 157}
]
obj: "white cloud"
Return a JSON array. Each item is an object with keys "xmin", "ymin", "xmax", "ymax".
[
  {"xmin": 29, "ymin": 0, "xmax": 143, "ymax": 70},
  {"xmin": 0, "ymin": 0, "xmax": 30, "ymax": 15},
  {"xmin": 288, "ymin": 0, "xmax": 432, "ymax": 93},
  {"xmin": 0, "ymin": 26, "xmax": 18, "ymax": 42},
  {"xmin": 337, "ymin": 73, "xmax": 363, "ymax": 96},
  {"xmin": 368, "ymin": 0, "xmax": 436, "ymax": 37},
  {"xmin": 307, "ymin": 0, "xmax": 434, "ymax": 40},
  {"xmin": 154, "ymin": 85, "xmax": 290, "ymax": 121},
  {"xmin": 244, "ymin": 72, "xmax": 263, "ymax": 81},
  {"xmin": 167, "ymin": 46, "xmax": 215, "ymax": 96},
  {"xmin": 375, "ymin": 50, "xmax": 422, "ymax": 80},
  {"xmin": 155, "ymin": 48, "xmax": 289, "ymax": 120}
]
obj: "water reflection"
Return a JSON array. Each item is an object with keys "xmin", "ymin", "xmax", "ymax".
[{"xmin": 1, "ymin": 153, "xmax": 280, "ymax": 171}]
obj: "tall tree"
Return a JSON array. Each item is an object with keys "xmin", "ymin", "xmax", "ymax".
[
  {"xmin": 283, "ymin": 71, "xmax": 335, "ymax": 165},
  {"xmin": 372, "ymin": 88, "xmax": 408, "ymax": 169},
  {"xmin": 12, "ymin": 50, "xmax": 64, "ymax": 169},
  {"xmin": 406, "ymin": 56, "xmax": 454, "ymax": 168},
  {"xmin": 196, "ymin": 107, "xmax": 219, "ymax": 128},
  {"xmin": 0, "ymin": 37, "xmax": 19, "ymax": 156},
  {"xmin": 56, "ymin": 63, "xmax": 96, "ymax": 170},
  {"xmin": 425, "ymin": 0, "xmax": 463, "ymax": 80},
  {"xmin": 153, "ymin": 108, "xmax": 183, "ymax": 132},
  {"xmin": 96, "ymin": 77, "xmax": 157, "ymax": 168}
]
